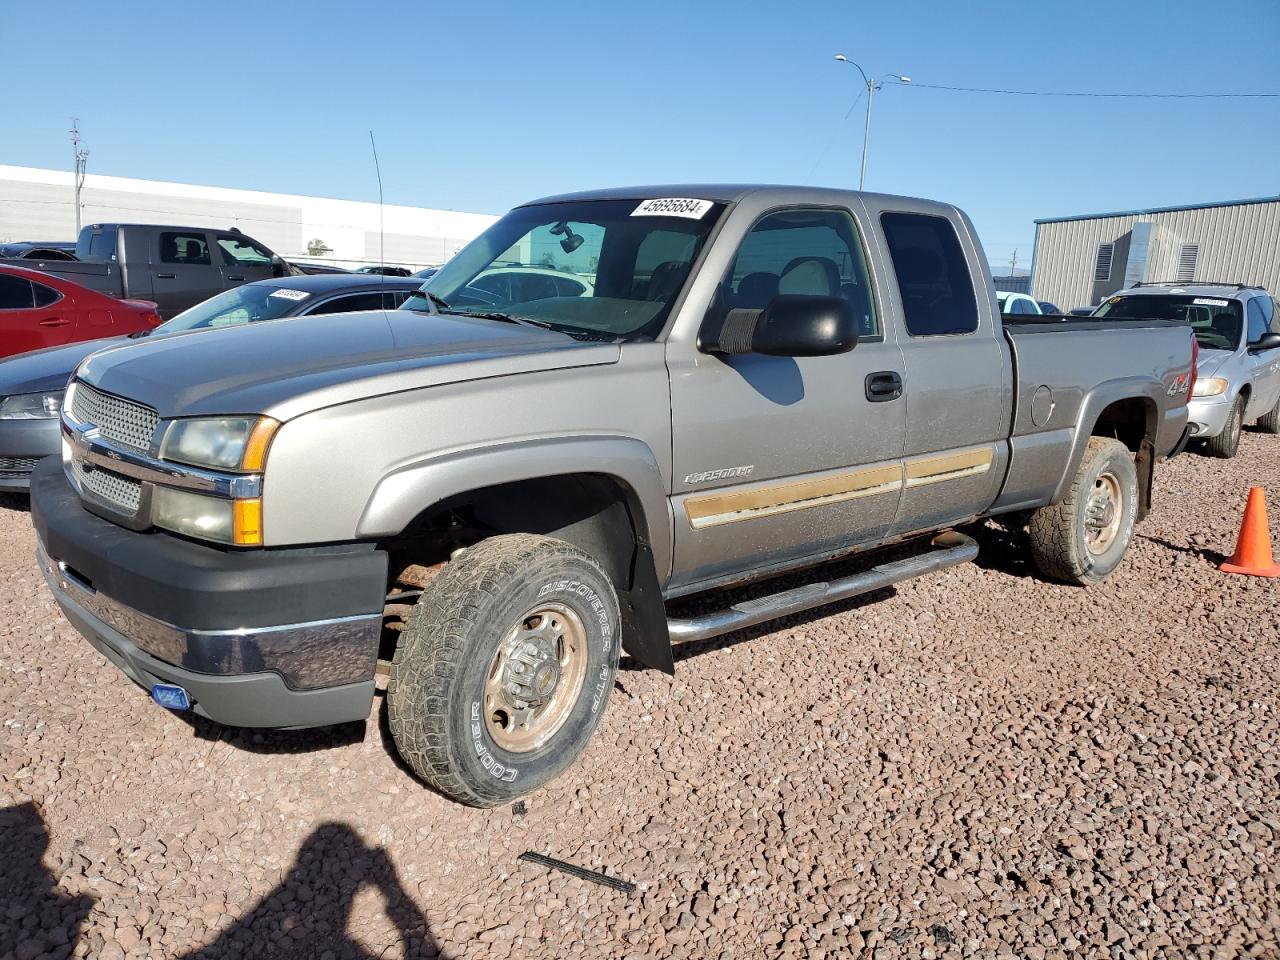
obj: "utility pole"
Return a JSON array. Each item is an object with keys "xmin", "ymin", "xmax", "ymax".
[
  {"xmin": 1009, "ymin": 248, "xmax": 1018, "ymax": 281},
  {"xmin": 70, "ymin": 119, "xmax": 89, "ymax": 234}
]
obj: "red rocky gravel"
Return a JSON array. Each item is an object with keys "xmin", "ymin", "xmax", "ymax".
[{"xmin": 2, "ymin": 432, "xmax": 1278, "ymax": 959}]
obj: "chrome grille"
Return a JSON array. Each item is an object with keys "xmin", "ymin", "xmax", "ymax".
[
  {"xmin": 72, "ymin": 458, "xmax": 142, "ymax": 513},
  {"xmin": 70, "ymin": 383, "xmax": 159, "ymax": 452}
]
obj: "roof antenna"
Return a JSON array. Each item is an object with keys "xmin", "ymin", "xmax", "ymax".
[{"xmin": 369, "ymin": 130, "xmax": 385, "ymax": 296}]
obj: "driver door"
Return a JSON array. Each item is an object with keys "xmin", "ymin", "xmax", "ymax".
[
  {"xmin": 216, "ymin": 233, "xmax": 279, "ymax": 289},
  {"xmin": 667, "ymin": 205, "xmax": 906, "ymax": 593}
]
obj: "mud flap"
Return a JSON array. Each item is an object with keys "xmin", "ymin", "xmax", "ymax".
[{"xmin": 619, "ymin": 540, "xmax": 674, "ymax": 674}]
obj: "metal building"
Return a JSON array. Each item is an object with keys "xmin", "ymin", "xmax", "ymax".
[
  {"xmin": 0, "ymin": 164, "xmax": 498, "ymax": 271},
  {"xmin": 1030, "ymin": 196, "xmax": 1280, "ymax": 312}
]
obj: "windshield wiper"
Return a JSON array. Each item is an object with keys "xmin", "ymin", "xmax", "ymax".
[
  {"xmin": 444, "ymin": 310, "xmax": 620, "ymax": 343},
  {"xmin": 127, "ymin": 329, "xmax": 153, "ymax": 339}
]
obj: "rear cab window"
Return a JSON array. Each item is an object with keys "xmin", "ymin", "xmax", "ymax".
[{"xmin": 880, "ymin": 212, "xmax": 979, "ymax": 336}]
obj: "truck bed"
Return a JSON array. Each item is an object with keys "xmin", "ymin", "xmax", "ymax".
[{"xmin": 993, "ymin": 316, "xmax": 1192, "ymax": 513}]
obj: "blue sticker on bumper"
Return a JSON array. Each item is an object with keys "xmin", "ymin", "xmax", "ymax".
[{"xmin": 150, "ymin": 684, "xmax": 191, "ymax": 711}]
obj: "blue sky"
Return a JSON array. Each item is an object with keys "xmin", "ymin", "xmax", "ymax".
[{"xmin": 4, "ymin": 0, "xmax": 1278, "ymax": 270}]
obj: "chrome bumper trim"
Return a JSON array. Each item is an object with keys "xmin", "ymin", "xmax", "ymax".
[{"xmin": 37, "ymin": 544, "xmax": 381, "ymax": 690}]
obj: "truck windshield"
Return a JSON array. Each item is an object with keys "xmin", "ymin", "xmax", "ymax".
[
  {"xmin": 1094, "ymin": 294, "xmax": 1242, "ymax": 351},
  {"xmin": 405, "ymin": 198, "xmax": 725, "ymax": 340},
  {"xmin": 156, "ymin": 284, "xmax": 313, "ymax": 333}
]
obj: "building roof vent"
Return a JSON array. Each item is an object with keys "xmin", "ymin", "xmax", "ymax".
[
  {"xmin": 1093, "ymin": 242, "xmax": 1114, "ymax": 282},
  {"xmin": 1177, "ymin": 244, "xmax": 1199, "ymax": 283}
]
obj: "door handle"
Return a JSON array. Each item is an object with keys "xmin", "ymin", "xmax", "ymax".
[
  {"xmin": 865, "ymin": 371, "xmax": 903, "ymax": 402},
  {"xmin": 156, "ymin": 273, "xmax": 176, "ymax": 279},
  {"xmin": 226, "ymin": 275, "xmax": 245, "ymax": 281},
  {"xmin": 38, "ymin": 317, "xmax": 71, "ymax": 327}
]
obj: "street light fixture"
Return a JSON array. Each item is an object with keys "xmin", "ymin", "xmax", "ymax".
[{"xmin": 834, "ymin": 55, "xmax": 910, "ymax": 190}]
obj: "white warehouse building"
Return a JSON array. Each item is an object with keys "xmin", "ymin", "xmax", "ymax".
[{"xmin": 0, "ymin": 164, "xmax": 498, "ymax": 271}]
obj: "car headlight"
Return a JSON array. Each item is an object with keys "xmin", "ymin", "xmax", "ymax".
[
  {"xmin": 152, "ymin": 487, "xmax": 262, "ymax": 545},
  {"xmin": 0, "ymin": 390, "xmax": 64, "ymax": 419},
  {"xmin": 1191, "ymin": 377, "xmax": 1229, "ymax": 398},
  {"xmin": 160, "ymin": 416, "xmax": 279, "ymax": 471}
]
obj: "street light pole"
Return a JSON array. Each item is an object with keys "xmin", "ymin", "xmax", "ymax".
[{"xmin": 834, "ymin": 56, "xmax": 910, "ymax": 190}]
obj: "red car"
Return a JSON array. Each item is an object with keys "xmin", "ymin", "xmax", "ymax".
[{"xmin": 0, "ymin": 265, "xmax": 162, "ymax": 359}]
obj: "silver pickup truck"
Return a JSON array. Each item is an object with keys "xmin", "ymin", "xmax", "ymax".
[{"xmin": 30, "ymin": 185, "xmax": 1195, "ymax": 806}]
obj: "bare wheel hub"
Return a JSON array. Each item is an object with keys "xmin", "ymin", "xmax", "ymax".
[
  {"xmin": 1084, "ymin": 472, "xmax": 1123, "ymax": 555},
  {"xmin": 484, "ymin": 603, "xmax": 588, "ymax": 753}
]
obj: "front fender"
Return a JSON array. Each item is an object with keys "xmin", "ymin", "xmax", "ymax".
[{"xmin": 356, "ymin": 434, "xmax": 673, "ymax": 581}]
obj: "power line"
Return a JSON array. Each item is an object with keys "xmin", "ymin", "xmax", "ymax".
[{"xmin": 893, "ymin": 80, "xmax": 1280, "ymax": 99}]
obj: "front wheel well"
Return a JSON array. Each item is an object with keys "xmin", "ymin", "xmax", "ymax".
[{"xmin": 381, "ymin": 474, "xmax": 674, "ymax": 674}]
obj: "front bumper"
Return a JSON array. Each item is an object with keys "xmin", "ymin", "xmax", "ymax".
[
  {"xmin": 0, "ymin": 416, "xmax": 60, "ymax": 492},
  {"xmin": 1187, "ymin": 395, "xmax": 1233, "ymax": 439},
  {"xmin": 30, "ymin": 458, "xmax": 389, "ymax": 728}
]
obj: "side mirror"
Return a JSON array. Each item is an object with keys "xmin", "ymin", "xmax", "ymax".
[
  {"xmin": 1248, "ymin": 331, "xmax": 1280, "ymax": 353},
  {"xmin": 701, "ymin": 295, "xmax": 858, "ymax": 357}
]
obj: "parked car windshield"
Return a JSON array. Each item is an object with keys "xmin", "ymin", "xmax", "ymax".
[
  {"xmin": 1094, "ymin": 294, "xmax": 1243, "ymax": 351},
  {"xmin": 406, "ymin": 198, "xmax": 726, "ymax": 340},
  {"xmin": 156, "ymin": 284, "xmax": 313, "ymax": 333}
]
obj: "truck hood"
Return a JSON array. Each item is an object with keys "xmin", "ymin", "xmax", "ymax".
[
  {"xmin": 76, "ymin": 310, "xmax": 620, "ymax": 420},
  {"xmin": 0, "ymin": 337, "xmax": 131, "ymax": 396},
  {"xmin": 1193, "ymin": 348, "xmax": 1233, "ymax": 380}
]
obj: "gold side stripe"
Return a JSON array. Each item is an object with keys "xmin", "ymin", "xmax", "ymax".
[
  {"xmin": 904, "ymin": 462, "xmax": 991, "ymax": 488},
  {"xmin": 686, "ymin": 465, "xmax": 902, "ymax": 529},
  {"xmin": 906, "ymin": 450, "xmax": 993, "ymax": 483}
]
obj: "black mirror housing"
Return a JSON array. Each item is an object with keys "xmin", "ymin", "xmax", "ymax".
[
  {"xmin": 703, "ymin": 295, "xmax": 858, "ymax": 357},
  {"xmin": 1248, "ymin": 331, "xmax": 1280, "ymax": 353}
]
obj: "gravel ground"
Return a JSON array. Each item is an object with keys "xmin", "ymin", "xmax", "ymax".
[{"xmin": 2, "ymin": 433, "xmax": 1278, "ymax": 960}]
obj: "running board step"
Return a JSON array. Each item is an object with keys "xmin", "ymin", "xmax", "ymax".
[{"xmin": 666, "ymin": 531, "xmax": 978, "ymax": 644}]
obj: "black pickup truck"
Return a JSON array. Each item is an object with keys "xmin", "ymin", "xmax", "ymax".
[{"xmin": 0, "ymin": 223, "xmax": 298, "ymax": 319}]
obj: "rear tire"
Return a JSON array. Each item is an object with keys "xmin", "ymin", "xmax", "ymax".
[
  {"xmin": 1206, "ymin": 397, "xmax": 1244, "ymax": 458},
  {"xmin": 1028, "ymin": 437, "xmax": 1138, "ymax": 586},
  {"xmin": 1258, "ymin": 395, "xmax": 1280, "ymax": 435},
  {"xmin": 388, "ymin": 534, "xmax": 621, "ymax": 807}
]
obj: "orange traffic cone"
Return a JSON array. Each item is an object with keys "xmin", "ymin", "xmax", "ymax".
[{"xmin": 1220, "ymin": 487, "xmax": 1280, "ymax": 578}]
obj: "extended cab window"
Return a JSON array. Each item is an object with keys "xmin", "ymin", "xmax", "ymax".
[
  {"xmin": 217, "ymin": 234, "xmax": 274, "ymax": 266},
  {"xmin": 880, "ymin": 212, "xmax": 978, "ymax": 336},
  {"xmin": 723, "ymin": 208, "xmax": 878, "ymax": 338},
  {"xmin": 160, "ymin": 232, "xmax": 211, "ymax": 266}
]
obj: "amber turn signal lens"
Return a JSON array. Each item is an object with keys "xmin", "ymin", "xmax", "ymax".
[
  {"xmin": 232, "ymin": 498, "xmax": 263, "ymax": 546},
  {"xmin": 241, "ymin": 418, "xmax": 280, "ymax": 472}
]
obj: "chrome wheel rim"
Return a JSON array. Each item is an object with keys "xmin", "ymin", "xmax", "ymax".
[
  {"xmin": 1084, "ymin": 472, "xmax": 1123, "ymax": 555},
  {"xmin": 483, "ymin": 603, "xmax": 588, "ymax": 753}
]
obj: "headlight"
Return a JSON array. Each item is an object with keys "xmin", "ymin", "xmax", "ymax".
[
  {"xmin": 1191, "ymin": 377, "xmax": 1229, "ymax": 398},
  {"xmin": 160, "ymin": 416, "xmax": 279, "ymax": 471},
  {"xmin": 0, "ymin": 390, "xmax": 64, "ymax": 419},
  {"xmin": 152, "ymin": 487, "xmax": 263, "ymax": 545}
]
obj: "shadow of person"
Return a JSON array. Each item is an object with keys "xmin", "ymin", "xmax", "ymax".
[
  {"xmin": 183, "ymin": 822, "xmax": 437, "ymax": 960},
  {"xmin": 0, "ymin": 803, "xmax": 95, "ymax": 959}
]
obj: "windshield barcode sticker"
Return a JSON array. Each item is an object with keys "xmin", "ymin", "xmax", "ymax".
[
  {"xmin": 268, "ymin": 288, "xmax": 309, "ymax": 301},
  {"xmin": 1193, "ymin": 297, "xmax": 1229, "ymax": 306},
  {"xmin": 631, "ymin": 198, "xmax": 714, "ymax": 219}
]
